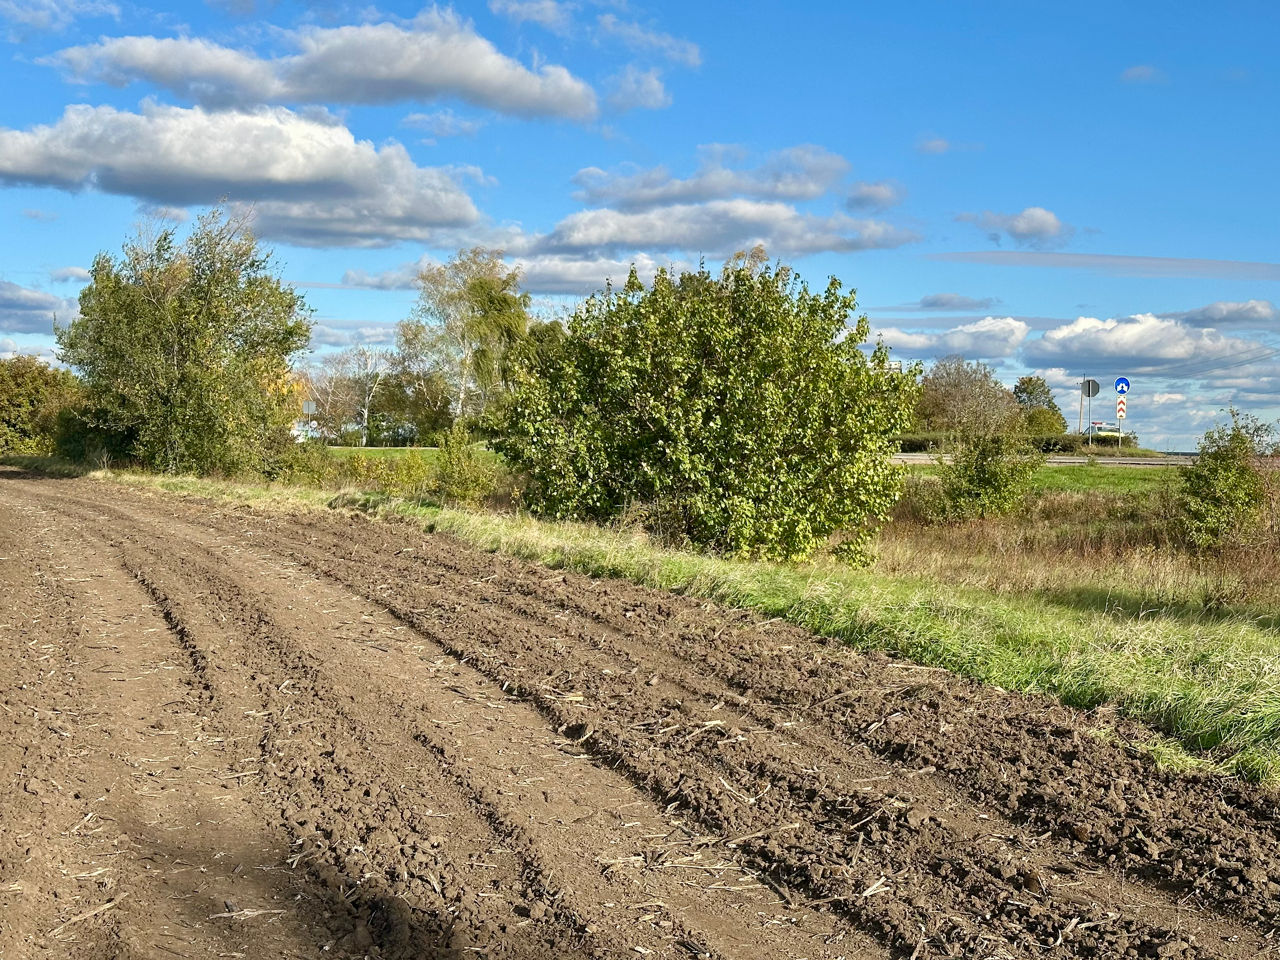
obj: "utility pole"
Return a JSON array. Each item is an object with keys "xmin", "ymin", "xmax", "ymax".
[{"xmin": 1077, "ymin": 372, "xmax": 1084, "ymax": 434}]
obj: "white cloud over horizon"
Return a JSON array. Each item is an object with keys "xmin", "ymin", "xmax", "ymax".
[
  {"xmin": 0, "ymin": 280, "xmax": 76, "ymax": 334},
  {"xmin": 877, "ymin": 316, "xmax": 1030, "ymax": 358},
  {"xmin": 48, "ymin": 10, "xmax": 598, "ymax": 119},
  {"xmin": 537, "ymin": 198, "xmax": 918, "ymax": 257},
  {"xmin": 1021, "ymin": 313, "xmax": 1260, "ymax": 371},
  {"xmin": 573, "ymin": 144, "xmax": 850, "ymax": 210},
  {"xmin": 0, "ymin": 103, "xmax": 481, "ymax": 247}
]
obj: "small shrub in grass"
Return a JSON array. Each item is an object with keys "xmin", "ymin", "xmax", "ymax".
[
  {"xmin": 938, "ymin": 435, "xmax": 1044, "ymax": 520},
  {"xmin": 384, "ymin": 450, "xmax": 435, "ymax": 499},
  {"xmin": 337, "ymin": 452, "xmax": 391, "ymax": 491},
  {"xmin": 1178, "ymin": 410, "xmax": 1278, "ymax": 552},
  {"xmin": 267, "ymin": 439, "xmax": 338, "ymax": 486},
  {"xmin": 434, "ymin": 424, "xmax": 496, "ymax": 507}
]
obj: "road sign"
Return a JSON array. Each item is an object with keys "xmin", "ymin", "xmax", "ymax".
[
  {"xmin": 1115, "ymin": 377, "xmax": 1130, "ymax": 395},
  {"xmin": 1082, "ymin": 379, "xmax": 1100, "ymax": 398},
  {"xmin": 1117, "ymin": 397, "xmax": 1127, "ymax": 420}
]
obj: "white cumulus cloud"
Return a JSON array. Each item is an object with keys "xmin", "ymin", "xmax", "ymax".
[
  {"xmin": 1162, "ymin": 299, "xmax": 1278, "ymax": 329},
  {"xmin": 1022, "ymin": 313, "xmax": 1259, "ymax": 371},
  {"xmin": 876, "ymin": 316, "xmax": 1029, "ymax": 358},
  {"xmin": 537, "ymin": 198, "xmax": 918, "ymax": 258},
  {"xmin": 0, "ymin": 103, "xmax": 480, "ymax": 248},
  {"xmin": 573, "ymin": 144, "xmax": 850, "ymax": 210},
  {"xmin": 488, "ymin": 0, "xmax": 573, "ymax": 32},
  {"xmin": 606, "ymin": 65, "xmax": 670, "ymax": 112},
  {"xmin": 49, "ymin": 10, "xmax": 597, "ymax": 119},
  {"xmin": 959, "ymin": 206, "xmax": 1073, "ymax": 248},
  {"xmin": 847, "ymin": 180, "xmax": 903, "ymax": 211},
  {"xmin": 0, "ymin": 0, "xmax": 116, "ymax": 33},
  {"xmin": 596, "ymin": 14, "xmax": 700, "ymax": 67},
  {"xmin": 0, "ymin": 280, "xmax": 75, "ymax": 334}
]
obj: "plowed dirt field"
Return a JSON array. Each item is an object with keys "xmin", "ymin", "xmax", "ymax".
[{"xmin": 2, "ymin": 467, "xmax": 1279, "ymax": 960}]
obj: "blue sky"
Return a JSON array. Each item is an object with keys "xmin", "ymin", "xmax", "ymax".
[{"xmin": 1, "ymin": 0, "xmax": 1277, "ymax": 448}]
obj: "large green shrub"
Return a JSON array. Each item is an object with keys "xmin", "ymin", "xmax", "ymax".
[
  {"xmin": 496, "ymin": 260, "xmax": 918, "ymax": 562},
  {"xmin": 0, "ymin": 356, "xmax": 80, "ymax": 454},
  {"xmin": 56, "ymin": 208, "xmax": 311, "ymax": 475},
  {"xmin": 938, "ymin": 435, "xmax": 1045, "ymax": 519},
  {"xmin": 1179, "ymin": 411, "xmax": 1278, "ymax": 552}
]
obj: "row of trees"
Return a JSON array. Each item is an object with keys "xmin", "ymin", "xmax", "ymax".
[
  {"xmin": 15, "ymin": 212, "xmax": 1266, "ymax": 563},
  {"xmin": 301, "ymin": 248, "xmax": 561, "ymax": 447},
  {"xmin": 915, "ymin": 355, "xmax": 1067, "ymax": 438}
]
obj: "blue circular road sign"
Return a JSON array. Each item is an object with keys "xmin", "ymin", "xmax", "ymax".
[{"xmin": 1115, "ymin": 377, "xmax": 1131, "ymax": 395}]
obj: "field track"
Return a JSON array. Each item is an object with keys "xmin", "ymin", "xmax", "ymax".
[{"xmin": 2, "ymin": 466, "xmax": 1279, "ymax": 960}]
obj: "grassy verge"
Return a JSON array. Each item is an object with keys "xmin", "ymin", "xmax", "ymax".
[
  {"xmin": 327, "ymin": 444, "xmax": 505, "ymax": 466},
  {"xmin": 327, "ymin": 445, "xmax": 431, "ymax": 459},
  {"xmin": 0, "ymin": 453, "xmax": 98, "ymax": 477},
  {"xmin": 50, "ymin": 466, "xmax": 1275, "ymax": 786},
  {"xmin": 909, "ymin": 463, "xmax": 1176, "ymax": 496}
]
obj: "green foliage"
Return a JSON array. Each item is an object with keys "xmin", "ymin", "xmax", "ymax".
[
  {"xmin": 434, "ymin": 423, "xmax": 497, "ymax": 506},
  {"xmin": 402, "ymin": 247, "xmax": 532, "ymax": 418},
  {"xmin": 56, "ymin": 208, "xmax": 312, "ymax": 475},
  {"xmin": 496, "ymin": 260, "xmax": 918, "ymax": 562},
  {"xmin": 329, "ymin": 430, "xmax": 494, "ymax": 506},
  {"xmin": 916, "ymin": 355, "xmax": 1020, "ymax": 437},
  {"xmin": 266, "ymin": 439, "xmax": 339, "ymax": 486},
  {"xmin": 335, "ymin": 450, "xmax": 434, "ymax": 499},
  {"xmin": 938, "ymin": 435, "xmax": 1045, "ymax": 519},
  {"xmin": 373, "ymin": 368, "xmax": 453, "ymax": 444},
  {"xmin": 1013, "ymin": 375, "xmax": 1067, "ymax": 435},
  {"xmin": 1178, "ymin": 411, "xmax": 1278, "ymax": 552},
  {"xmin": 898, "ymin": 432, "xmax": 1088, "ymax": 454},
  {"xmin": 0, "ymin": 355, "xmax": 80, "ymax": 454},
  {"xmin": 53, "ymin": 403, "xmax": 137, "ymax": 466},
  {"xmin": 1024, "ymin": 405, "xmax": 1068, "ymax": 435}
]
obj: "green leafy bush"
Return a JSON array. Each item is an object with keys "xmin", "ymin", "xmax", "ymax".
[
  {"xmin": 267, "ymin": 439, "xmax": 339, "ymax": 486},
  {"xmin": 56, "ymin": 208, "xmax": 311, "ymax": 476},
  {"xmin": 336, "ymin": 450, "xmax": 436, "ymax": 500},
  {"xmin": 496, "ymin": 259, "xmax": 918, "ymax": 562},
  {"xmin": 938, "ymin": 435, "xmax": 1045, "ymax": 520},
  {"xmin": 1179, "ymin": 411, "xmax": 1278, "ymax": 552},
  {"xmin": 54, "ymin": 403, "xmax": 136, "ymax": 467},
  {"xmin": 897, "ymin": 432, "xmax": 1086, "ymax": 454},
  {"xmin": 434, "ymin": 424, "xmax": 496, "ymax": 506},
  {"xmin": 0, "ymin": 356, "xmax": 81, "ymax": 455}
]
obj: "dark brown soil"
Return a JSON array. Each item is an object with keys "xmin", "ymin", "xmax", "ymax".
[{"xmin": 2, "ymin": 467, "xmax": 1278, "ymax": 960}]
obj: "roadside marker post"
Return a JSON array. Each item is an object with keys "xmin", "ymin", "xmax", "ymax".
[{"xmin": 1114, "ymin": 377, "xmax": 1130, "ymax": 445}]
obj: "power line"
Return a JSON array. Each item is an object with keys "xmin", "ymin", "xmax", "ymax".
[{"xmin": 1130, "ymin": 344, "xmax": 1280, "ymax": 382}]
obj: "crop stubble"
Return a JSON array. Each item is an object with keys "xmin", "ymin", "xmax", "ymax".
[{"xmin": 1, "ymin": 467, "xmax": 1278, "ymax": 959}]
